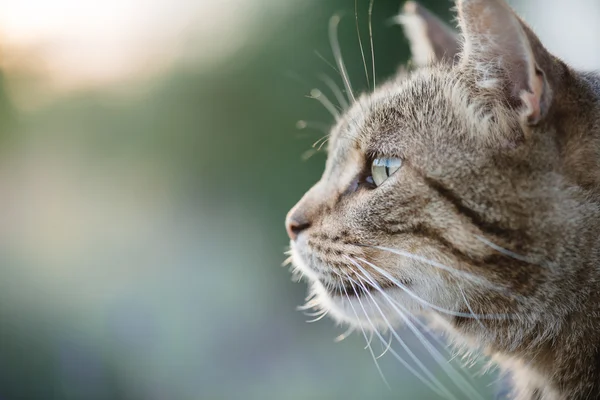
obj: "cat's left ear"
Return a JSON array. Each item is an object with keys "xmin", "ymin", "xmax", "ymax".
[
  {"xmin": 397, "ymin": 2, "xmax": 460, "ymax": 67},
  {"xmin": 457, "ymin": 0, "xmax": 555, "ymax": 126}
]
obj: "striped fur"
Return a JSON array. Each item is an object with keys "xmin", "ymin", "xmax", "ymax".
[{"xmin": 286, "ymin": 1, "xmax": 600, "ymax": 398}]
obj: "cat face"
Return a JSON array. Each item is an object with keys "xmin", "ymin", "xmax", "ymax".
[{"xmin": 286, "ymin": 0, "xmax": 600, "ymax": 350}]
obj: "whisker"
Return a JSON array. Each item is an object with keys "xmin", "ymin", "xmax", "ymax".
[
  {"xmin": 303, "ymin": 309, "xmax": 328, "ymax": 317},
  {"xmin": 343, "ymin": 268, "xmax": 458, "ymax": 400},
  {"xmin": 334, "ymin": 326, "xmax": 356, "ymax": 343},
  {"xmin": 391, "ymin": 303, "xmax": 452, "ymax": 354},
  {"xmin": 364, "ymin": 329, "xmax": 375, "ymax": 350},
  {"xmin": 297, "ymin": 299, "xmax": 319, "ymax": 311},
  {"xmin": 329, "ymin": 14, "xmax": 356, "ymax": 104},
  {"xmin": 339, "ymin": 280, "xmax": 390, "ymax": 389},
  {"xmin": 342, "ymin": 274, "xmax": 442, "ymax": 393},
  {"xmin": 364, "ymin": 244, "xmax": 488, "ymax": 286},
  {"xmin": 368, "ymin": 0, "xmax": 376, "ymax": 88},
  {"xmin": 301, "ymin": 149, "xmax": 318, "ymax": 161},
  {"xmin": 376, "ymin": 330, "xmax": 393, "ymax": 359},
  {"xmin": 355, "ymin": 0, "xmax": 371, "ymax": 89},
  {"xmin": 304, "ymin": 292, "xmax": 317, "ymax": 302},
  {"xmin": 475, "ymin": 235, "xmax": 536, "ymax": 264},
  {"xmin": 314, "ymin": 50, "xmax": 341, "ymax": 75},
  {"xmin": 312, "ymin": 134, "xmax": 330, "ymax": 151},
  {"xmin": 363, "ymin": 244, "xmax": 514, "ymax": 295},
  {"xmin": 319, "ymin": 74, "xmax": 350, "ymax": 110},
  {"xmin": 459, "ymin": 285, "xmax": 487, "ymax": 332},
  {"xmin": 349, "ymin": 258, "xmax": 483, "ymax": 400},
  {"xmin": 352, "ymin": 256, "xmax": 513, "ymax": 321},
  {"xmin": 389, "ymin": 293, "xmax": 474, "ymax": 374},
  {"xmin": 306, "ymin": 309, "xmax": 329, "ymax": 323},
  {"xmin": 308, "ymin": 89, "xmax": 341, "ymax": 120}
]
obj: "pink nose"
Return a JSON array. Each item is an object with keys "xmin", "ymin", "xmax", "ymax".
[{"xmin": 285, "ymin": 209, "xmax": 311, "ymax": 241}]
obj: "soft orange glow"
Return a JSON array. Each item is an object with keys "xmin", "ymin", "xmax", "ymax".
[{"xmin": 0, "ymin": 0, "xmax": 262, "ymax": 91}]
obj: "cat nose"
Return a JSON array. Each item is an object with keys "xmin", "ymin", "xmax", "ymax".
[{"xmin": 286, "ymin": 208, "xmax": 311, "ymax": 241}]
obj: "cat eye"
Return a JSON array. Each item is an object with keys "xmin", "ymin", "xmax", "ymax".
[{"xmin": 371, "ymin": 158, "xmax": 403, "ymax": 187}]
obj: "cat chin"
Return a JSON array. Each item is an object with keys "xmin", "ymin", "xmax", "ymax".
[
  {"xmin": 289, "ymin": 240, "xmax": 428, "ymax": 330},
  {"xmin": 305, "ymin": 276, "xmax": 422, "ymax": 332}
]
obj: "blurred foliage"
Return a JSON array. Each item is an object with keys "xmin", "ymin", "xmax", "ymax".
[
  {"xmin": 0, "ymin": 1, "xmax": 496, "ymax": 400},
  {"xmin": 0, "ymin": 71, "xmax": 16, "ymax": 144}
]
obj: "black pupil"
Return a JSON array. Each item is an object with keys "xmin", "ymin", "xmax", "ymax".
[{"xmin": 385, "ymin": 165, "xmax": 390, "ymax": 177}]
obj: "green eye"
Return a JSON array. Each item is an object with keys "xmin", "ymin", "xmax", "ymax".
[{"xmin": 371, "ymin": 158, "xmax": 403, "ymax": 187}]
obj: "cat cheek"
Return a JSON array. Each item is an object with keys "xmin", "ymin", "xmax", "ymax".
[
  {"xmin": 496, "ymin": 132, "xmax": 524, "ymax": 150},
  {"xmin": 343, "ymin": 178, "xmax": 359, "ymax": 196},
  {"xmin": 504, "ymin": 136, "xmax": 524, "ymax": 150}
]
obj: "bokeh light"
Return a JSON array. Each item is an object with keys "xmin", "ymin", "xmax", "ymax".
[{"xmin": 0, "ymin": 1, "xmax": 597, "ymax": 399}]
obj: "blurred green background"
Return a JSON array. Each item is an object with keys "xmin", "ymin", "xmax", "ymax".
[{"xmin": 0, "ymin": 0, "xmax": 596, "ymax": 399}]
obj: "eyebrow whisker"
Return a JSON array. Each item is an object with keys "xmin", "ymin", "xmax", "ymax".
[{"xmin": 329, "ymin": 14, "xmax": 356, "ymax": 104}]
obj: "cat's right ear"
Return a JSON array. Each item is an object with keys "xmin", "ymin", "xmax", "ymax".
[{"xmin": 396, "ymin": 1, "xmax": 460, "ymax": 67}]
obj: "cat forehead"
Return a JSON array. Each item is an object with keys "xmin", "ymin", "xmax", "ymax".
[{"xmin": 329, "ymin": 66, "xmax": 467, "ymax": 157}]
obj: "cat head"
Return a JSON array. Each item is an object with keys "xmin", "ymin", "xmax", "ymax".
[{"xmin": 286, "ymin": 0, "xmax": 600, "ymax": 351}]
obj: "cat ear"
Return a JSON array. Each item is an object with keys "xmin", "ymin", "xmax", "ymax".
[
  {"xmin": 397, "ymin": 1, "xmax": 460, "ymax": 67},
  {"xmin": 457, "ymin": 0, "xmax": 553, "ymax": 125}
]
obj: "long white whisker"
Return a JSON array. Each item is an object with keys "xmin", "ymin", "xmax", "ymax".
[
  {"xmin": 475, "ymin": 235, "xmax": 536, "ymax": 264},
  {"xmin": 342, "ymin": 276, "xmax": 449, "ymax": 395},
  {"xmin": 334, "ymin": 325, "xmax": 355, "ymax": 343},
  {"xmin": 350, "ymin": 259, "xmax": 483, "ymax": 400},
  {"xmin": 343, "ymin": 269, "xmax": 457, "ymax": 400},
  {"xmin": 340, "ymin": 281, "xmax": 390, "ymax": 389},
  {"xmin": 355, "ymin": 0, "xmax": 371, "ymax": 89},
  {"xmin": 459, "ymin": 285, "xmax": 487, "ymax": 332},
  {"xmin": 375, "ymin": 330, "xmax": 393, "ymax": 359},
  {"xmin": 352, "ymin": 256, "xmax": 512, "ymax": 321},
  {"xmin": 329, "ymin": 14, "xmax": 356, "ymax": 103},
  {"xmin": 311, "ymin": 134, "xmax": 330, "ymax": 150},
  {"xmin": 308, "ymin": 89, "xmax": 341, "ymax": 120},
  {"xmin": 368, "ymin": 0, "xmax": 376, "ymax": 88},
  {"xmin": 402, "ymin": 310, "xmax": 458, "ymax": 364},
  {"xmin": 319, "ymin": 74, "xmax": 350, "ymax": 110},
  {"xmin": 301, "ymin": 148, "xmax": 316, "ymax": 161},
  {"xmin": 282, "ymin": 255, "xmax": 293, "ymax": 267},
  {"xmin": 297, "ymin": 300, "xmax": 319, "ymax": 311},
  {"xmin": 365, "ymin": 330, "xmax": 374, "ymax": 349},
  {"xmin": 392, "ymin": 304, "xmax": 454, "ymax": 355},
  {"xmin": 386, "ymin": 293, "xmax": 480, "ymax": 375},
  {"xmin": 303, "ymin": 309, "xmax": 328, "ymax": 317},
  {"xmin": 306, "ymin": 309, "xmax": 329, "ymax": 323},
  {"xmin": 367, "ymin": 245, "xmax": 490, "ymax": 287}
]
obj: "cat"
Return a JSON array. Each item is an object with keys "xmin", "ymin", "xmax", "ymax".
[{"xmin": 285, "ymin": 0, "xmax": 600, "ymax": 399}]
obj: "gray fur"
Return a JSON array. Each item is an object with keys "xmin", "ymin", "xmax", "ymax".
[{"xmin": 286, "ymin": 1, "xmax": 600, "ymax": 398}]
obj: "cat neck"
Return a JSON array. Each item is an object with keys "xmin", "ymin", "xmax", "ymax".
[
  {"xmin": 553, "ymin": 69, "xmax": 600, "ymax": 192},
  {"xmin": 498, "ymin": 185, "xmax": 600, "ymax": 398},
  {"xmin": 466, "ymin": 68, "xmax": 600, "ymax": 398}
]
